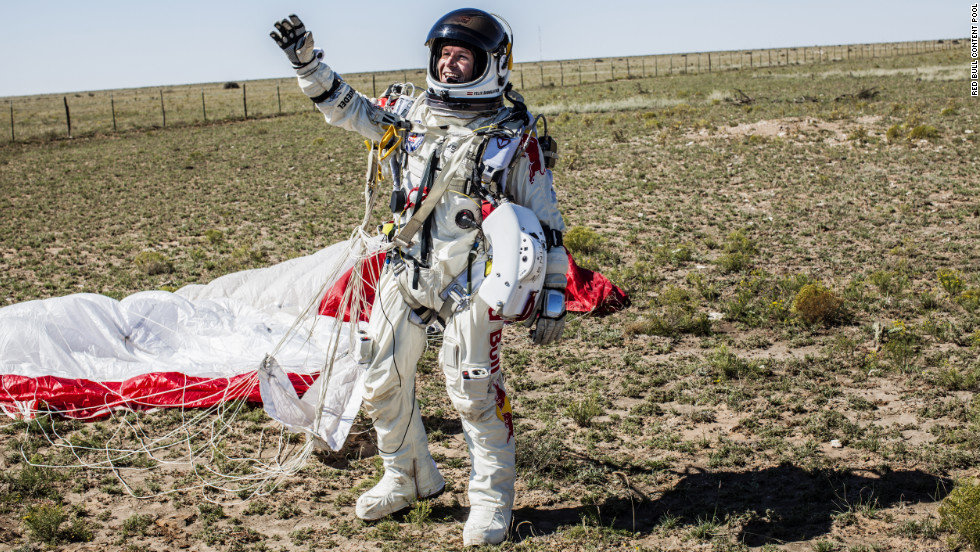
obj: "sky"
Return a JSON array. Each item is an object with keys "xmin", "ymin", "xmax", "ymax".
[{"xmin": 0, "ymin": 0, "xmax": 968, "ymax": 98}]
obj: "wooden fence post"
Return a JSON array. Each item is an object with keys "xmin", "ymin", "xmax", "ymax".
[
  {"xmin": 560, "ymin": 61, "xmax": 564, "ymax": 87},
  {"xmin": 63, "ymin": 96, "xmax": 72, "ymax": 138},
  {"xmin": 9, "ymin": 101, "xmax": 14, "ymax": 142},
  {"xmin": 110, "ymin": 94, "xmax": 117, "ymax": 132},
  {"xmin": 520, "ymin": 69, "xmax": 524, "ymax": 89},
  {"xmin": 539, "ymin": 64, "xmax": 544, "ymax": 87},
  {"xmin": 708, "ymin": 52, "xmax": 711, "ymax": 72},
  {"xmin": 277, "ymin": 83, "xmax": 282, "ymax": 114},
  {"xmin": 243, "ymin": 84, "xmax": 248, "ymax": 119},
  {"xmin": 626, "ymin": 58, "xmax": 630, "ymax": 77},
  {"xmin": 202, "ymin": 88, "xmax": 207, "ymax": 122},
  {"xmin": 160, "ymin": 89, "xmax": 166, "ymax": 128},
  {"xmin": 372, "ymin": 74, "xmax": 376, "ymax": 98}
]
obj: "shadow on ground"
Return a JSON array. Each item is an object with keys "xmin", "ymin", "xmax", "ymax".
[{"xmin": 515, "ymin": 463, "xmax": 952, "ymax": 546}]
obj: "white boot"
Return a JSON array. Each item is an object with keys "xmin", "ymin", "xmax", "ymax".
[
  {"xmin": 463, "ymin": 505, "xmax": 511, "ymax": 546},
  {"xmin": 355, "ymin": 455, "xmax": 444, "ymax": 520}
]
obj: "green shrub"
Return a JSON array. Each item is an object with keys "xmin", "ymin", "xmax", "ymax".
[
  {"xmin": 121, "ymin": 513, "xmax": 154, "ymax": 536},
  {"xmin": 625, "ymin": 285, "xmax": 711, "ymax": 337},
  {"xmin": 405, "ymin": 499, "xmax": 433, "ymax": 526},
  {"xmin": 134, "ymin": 250, "xmax": 173, "ymax": 275},
  {"xmin": 792, "ymin": 283, "xmax": 844, "ymax": 325},
  {"xmin": 882, "ymin": 321, "xmax": 920, "ymax": 372},
  {"xmin": 197, "ymin": 503, "xmax": 224, "ymax": 525},
  {"xmin": 567, "ymin": 393, "xmax": 604, "ymax": 427},
  {"xmin": 204, "ymin": 229, "xmax": 224, "ymax": 245},
  {"xmin": 937, "ymin": 269, "xmax": 965, "ymax": 296},
  {"xmin": 886, "ymin": 124, "xmax": 903, "ymax": 142},
  {"xmin": 908, "ymin": 124, "xmax": 939, "ymax": 140},
  {"xmin": 708, "ymin": 346, "xmax": 764, "ymax": 381},
  {"xmin": 716, "ymin": 230, "xmax": 757, "ymax": 273},
  {"xmin": 939, "ymin": 479, "xmax": 980, "ymax": 551},
  {"xmin": 959, "ymin": 289, "xmax": 980, "ymax": 312},
  {"xmin": 4, "ymin": 462, "xmax": 63, "ymax": 501},
  {"xmin": 564, "ymin": 226, "xmax": 603, "ymax": 254},
  {"xmin": 24, "ymin": 502, "xmax": 66, "ymax": 545}
]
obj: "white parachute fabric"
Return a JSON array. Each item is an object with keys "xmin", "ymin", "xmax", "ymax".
[{"xmin": 0, "ymin": 237, "xmax": 384, "ymax": 451}]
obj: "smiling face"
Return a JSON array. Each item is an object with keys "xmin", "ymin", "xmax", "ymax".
[{"xmin": 436, "ymin": 45, "xmax": 476, "ymax": 83}]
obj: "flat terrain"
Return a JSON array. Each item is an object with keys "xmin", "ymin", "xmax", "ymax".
[{"xmin": 1, "ymin": 43, "xmax": 978, "ymax": 552}]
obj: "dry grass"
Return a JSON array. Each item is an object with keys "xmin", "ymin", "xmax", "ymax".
[{"xmin": 1, "ymin": 40, "xmax": 978, "ymax": 551}]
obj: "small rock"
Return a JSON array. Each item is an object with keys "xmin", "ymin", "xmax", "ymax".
[{"xmin": 830, "ymin": 439, "xmax": 843, "ymax": 449}]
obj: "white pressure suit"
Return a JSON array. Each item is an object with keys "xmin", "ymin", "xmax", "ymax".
[{"xmin": 273, "ymin": 9, "xmax": 568, "ymax": 546}]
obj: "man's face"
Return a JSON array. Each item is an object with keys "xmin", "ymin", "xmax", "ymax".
[{"xmin": 437, "ymin": 45, "xmax": 475, "ymax": 83}]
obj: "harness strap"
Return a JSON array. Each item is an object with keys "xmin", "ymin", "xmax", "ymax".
[{"xmin": 393, "ymin": 147, "xmax": 443, "ymax": 249}]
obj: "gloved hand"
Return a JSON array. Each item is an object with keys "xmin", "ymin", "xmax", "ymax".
[
  {"xmin": 529, "ymin": 287, "xmax": 566, "ymax": 345},
  {"xmin": 270, "ymin": 15, "xmax": 320, "ymax": 76}
]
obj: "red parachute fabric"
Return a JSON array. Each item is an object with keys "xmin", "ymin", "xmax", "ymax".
[
  {"xmin": 0, "ymin": 372, "xmax": 316, "ymax": 420},
  {"xmin": 564, "ymin": 252, "xmax": 630, "ymax": 314},
  {"xmin": 318, "ymin": 250, "xmax": 629, "ymax": 322}
]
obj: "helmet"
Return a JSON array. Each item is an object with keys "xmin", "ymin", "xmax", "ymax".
[{"xmin": 424, "ymin": 8, "xmax": 512, "ymax": 115}]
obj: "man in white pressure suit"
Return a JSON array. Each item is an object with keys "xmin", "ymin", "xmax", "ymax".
[{"xmin": 271, "ymin": 8, "xmax": 568, "ymax": 545}]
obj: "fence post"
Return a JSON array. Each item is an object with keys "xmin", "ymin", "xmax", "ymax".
[
  {"xmin": 63, "ymin": 96, "xmax": 72, "ymax": 138},
  {"xmin": 9, "ymin": 101, "xmax": 14, "ymax": 142},
  {"xmin": 202, "ymin": 88, "xmax": 207, "ymax": 122},
  {"xmin": 579, "ymin": 65, "xmax": 582, "ymax": 85},
  {"xmin": 160, "ymin": 89, "xmax": 166, "ymax": 128},
  {"xmin": 626, "ymin": 58, "xmax": 630, "ymax": 77},
  {"xmin": 372, "ymin": 74, "xmax": 376, "ymax": 98},
  {"xmin": 594, "ymin": 60, "xmax": 597, "ymax": 82},
  {"xmin": 708, "ymin": 52, "xmax": 711, "ymax": 72},
  {"xmin": 560, "ymin": 61, "xmax": 564, "ymax": 87},
  {"xmin": 277, "ymin": 83, "xmax": 282, "ymax": 114},
  {"xmin": 111, "ymin": 94, "xmax": 117, "ymax": 132},
  {"xmin": 539, "ymin": 64, "xmax": 544, "ymax": 87},
  {"xmin": 243, "ymin": 84, "xmax": 248, "ymax": 119},
  {"xmin": 520, "ymin": 69, "xmax": 524, "ymax": 89}
]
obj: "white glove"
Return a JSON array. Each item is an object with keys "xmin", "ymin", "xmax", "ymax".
[
  {"xmin": 529, "ymin": 286, "xmax": 566, "ymax": 345},
  {"xmin": 270, "ymin": 15, "xmax": 321, "ymax": 76}
]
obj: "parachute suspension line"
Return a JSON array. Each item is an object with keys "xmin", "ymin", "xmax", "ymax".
[{"xmin": 13, "ymin": 121, "xmax": 400, "ymax": 505}]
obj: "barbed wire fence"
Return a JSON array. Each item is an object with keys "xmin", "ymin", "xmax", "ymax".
[{"xmin": 1, "ymin": 39, "xmax": 965, "ymax": 143}]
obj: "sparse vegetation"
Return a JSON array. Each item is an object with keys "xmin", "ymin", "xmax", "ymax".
[
  {"xmin": 939, "ymin": 480, "xmax": 980, "ymax": 551},
  {"xmin": 0, "ymin": 39, "xmax": 974, "ymax": 552},
  {"xmin": 793, "ymin": 283, "xmax": 844, "ymax": 325}
]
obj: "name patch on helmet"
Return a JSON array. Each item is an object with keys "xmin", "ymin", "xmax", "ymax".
[{"xmin": 466, "ymin": 88, "xmax": 502, "ymax": 96}]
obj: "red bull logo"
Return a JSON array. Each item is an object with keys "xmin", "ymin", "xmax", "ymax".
[
  {"xmin": 519, "ymin": 135, "xmax": 546, "ymax": 184},
  {"xmin": 488, "ymin": 328, "xmax": 502, "ymax": 373},
  {"xmin": 493, "ymin": 381, "xmax": 514, "ymax": 443}
]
